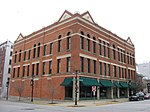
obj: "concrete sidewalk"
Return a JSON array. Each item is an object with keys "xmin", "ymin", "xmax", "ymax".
[{"xmin": 1, "ymin": 97, "xmax": 128, "ymax": 107}]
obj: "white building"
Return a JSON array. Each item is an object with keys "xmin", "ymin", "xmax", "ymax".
[
  {"xmin": 0, "ymin": 40, "xmax": 13, "ymax": 98},
  {"xmin": 137, "ymin": 62, "xmax": 150, "ymax": 78}
]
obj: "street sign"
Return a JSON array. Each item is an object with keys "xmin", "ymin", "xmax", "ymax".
[{"xmin": 92, "ymin": 86, "xmax": 96, "ymax": 92}]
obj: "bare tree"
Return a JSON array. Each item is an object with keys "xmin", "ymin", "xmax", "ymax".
[
  {"xmin": 47, "ymin": 80, "xmax": 58, "ymax": 104},
  {"xmin": 13, "ymin": 81, "xmax": 25, "ymax": 101}
]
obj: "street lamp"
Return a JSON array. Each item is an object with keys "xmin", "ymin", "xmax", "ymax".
[
  {"xmin": 30, "ymin": 75, "xmax": 34, "ymax": 102},
  {"xmin": 128, "ymin": 80, "xmax": 131, "ymax": 96},
  {"xmin": 74, "ymin": 70, "xmax": 80, "ymax": 106},
  {"xmin": 6, "ymin": 77, "xmax": 10, "ymax": 100}
]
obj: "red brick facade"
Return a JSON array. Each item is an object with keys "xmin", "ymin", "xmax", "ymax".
[{"xmin": 10, "ymin": 10, "xmax": 136, "ymax": 100}]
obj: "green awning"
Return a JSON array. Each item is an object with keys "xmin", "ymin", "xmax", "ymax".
[
  {"xmin": 119, "ymin": 81, "xmax": 128, "ymax": 88},
  {"xmin": 80, "ymin": 77, "xmax": 101, "ymax": 86},
  {"xmin": 129, "ymin": 83, "xmax": 136, "ymax": 88},
  {"xmin": 60, "ymin": 77, "xmax": 72, "ymax": 86},
  {"xmin": 113, "ymin": 81, "xmax": 121, "ymax": 88},
  {"xmin": 100, "ymin": 80, "xmax": 114, "ymax": 87}
]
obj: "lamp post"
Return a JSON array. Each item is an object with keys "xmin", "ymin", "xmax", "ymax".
[
  {"xmin": 74, "ymin": 70, "xmax": 80, "ymax": 106},
  {"xmin": 6, "ymin": 77, "xmax": 10, "ymax": 100},
  {"xmin": 30, "ymin": 75, "xmax": 34, "ymax": 102},
  {"xmin": 128, "ymin": 80, "xmax": 131, "ymax": 96}
]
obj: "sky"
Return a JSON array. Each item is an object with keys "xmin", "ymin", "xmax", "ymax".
[{"xmin": 0, "ymin": 0, "xmax": 150, "ymax": 64}]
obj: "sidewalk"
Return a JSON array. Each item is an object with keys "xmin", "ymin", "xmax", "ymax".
[{"xmin": 1, "ymin": 97, "xmax": 128, "ymax": 107}]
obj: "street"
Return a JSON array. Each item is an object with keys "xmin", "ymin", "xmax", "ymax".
[{"xmin": 0, "ymin": 100, "xmax": 150, "ymax": 112}]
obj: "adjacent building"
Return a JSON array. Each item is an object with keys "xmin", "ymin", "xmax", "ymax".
[
  {"xmin": 138, "ymin": 62, "xmax": 150, "ymax": 78},
  {"xmin": 10, "ymin": 10, "xmax": 136, "ymax": 100},
  {"xmin": 0, "ymin": 40, "xmax": 13, "ymax": 98}
]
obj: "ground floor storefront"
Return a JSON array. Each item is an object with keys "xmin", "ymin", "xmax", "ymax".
[
  {"xmin": 9, "ymin": 75, "xmax": 136, "ymax": 101},
  {"xmin": 62, "ymin": 76, "xmax": 135, "ymax": 100}
]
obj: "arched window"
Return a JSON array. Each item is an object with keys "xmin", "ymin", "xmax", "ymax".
[
  {"xmin": 113, "ymin": 45, "xmax": 116, "ymax": 60},
  {"xmin": 58, "ymin": 35, "xmax": 62, "ymax": 52},
  {"xmin": 93, "ymin": 37, "xmax": 96, "ymax": 53},
  {"xmin": 37, "ymin": 43, "xmax": 40, "ymax": 57},
  {"xmin": 99, "ymin": 40, "xmax": 102, "ymax": 55},
  {"xmin": 80, "ymin": 31, "xmax": 84, "ymax": 49},
  {"xmin": 103, "ymin": 41, "xmax": 106, "ymax": 56},
  {"xmin": 107, "ymin": 43, "xmax": 110, "ymax": 58},
  {"xmin": 67, "ymin": 32, "xmax": 71, "ymax": 50},
  {"xmin": 87, "ymin": 34, "xmax": 90, "ymax": 51},
  {"xmin": 14, "ymin": 51, "xmax": 17, "ymax": 63},
  {"xmin": 19, "ymin": 50, "xmax": 22, "ymax": 62},
  {"xmin": 33, "ymin": 44, "xmax": 36, "ymax": 58}
]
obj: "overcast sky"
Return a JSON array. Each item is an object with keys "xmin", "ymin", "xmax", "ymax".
[{"xmin": 0, "ymin": 0, "xmax": 149, "ymax": 64}]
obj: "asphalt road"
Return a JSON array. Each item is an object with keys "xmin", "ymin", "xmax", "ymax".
[{"xmin": 0, "ymin": 100, "xmax": 150, "ymax": 112}]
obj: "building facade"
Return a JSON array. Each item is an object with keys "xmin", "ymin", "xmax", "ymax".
[
  {"xmin": 10, "ymin": 11, "xmax": 136, "ymax": 100},
  {"xmin": 0, "ymin": 40, "xmax": 13, "ymax": 98},
  {"xmin": 138, "ymin": 62, "xmax": 150, "ymax": 78}
]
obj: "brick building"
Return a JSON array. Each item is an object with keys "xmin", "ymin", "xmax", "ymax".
[
  {"xmin": 0, "ymin": 40, "xmax": 13, "ymax": 98},
  {"xmin": 10, "ymin": 10, "xmax": 136, "ymax": 100}
]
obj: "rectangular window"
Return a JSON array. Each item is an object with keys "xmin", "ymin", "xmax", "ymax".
[
  {"xmin": 43, "ymin": 45, "xmax": 47, "ymax": 56},
  {"xmin": 87, "ymin": 39, "xmax": 90, "ymax": 51},
  {"xmin": 17, "ymin": 67, "xmax": 20, "ymax": 77},
  {"xmin": 125, "ymin": 68, "xmax": 127, "ymax": 78},
  {"xmin": 19, "ymin": 52, "xmax": 21, "ymax": 62},
  {"xmin": 32, "ymin": 64, "xmax": 35, "ymax": 76},
  {"xmin": 124, "ymin": 51, "xmax": 126, "ymax": 63},
  {"xmin": 37, "ymin": 45, "xmax": 40, "ymax": 57},
  {"xmin": 49, "ymin": 61, "xmax": 52, "ymax": 74},
  {"xmin": 10, "ymin": 51, "xmax": 12, "ymax": 56},
  {"xmin": 33, "ymin": 47, "xmax": 36, "ymax": 58},
  {"xmin": 49, "ymin": 43, "xmax": 53, "ymax": 54},
  {"xmin": 80, "ymin": 36, "xmax": 84, "ymax": 49},
  {"xmin": 66, "ymin": 57, "xmax": 71, "ymax": 72},
  {"xmin": 113, "ymin": 66, "xmax": 116, "ymax": 77},
  {"xmin": 118, "ymin": 48, "xmax": 120, "ymax": 61},
  {"xmin": 121, "ymin": 50, "xmax": 123, "ymax": 62},
  {"xmin": 104, "ymin": 63, "xmax": 106, "ymax": 76},
  {"xmin": 13, "ymin": 68, "xmax": 16, "ymax": 78},
  {"xmin": 27, "ymin": 65, "xmax": 30, "ymax": 77},
  {"xmin": 23, "ymin": 51, "xmax": 26, "ymax": 61},
  {"xmin": 58, "ymin": 40, "xmax": 61, "ymax": 52},
  {"xmin": 108, "ymin": 64, "xmax": 110, "ymax": 76},
  {"xmin": 118, "ymin": 67, "xmax": 121, "ymax": 78},
  {"xmin": 36, "ymin": 63, "xmax": 39, "ymax": 75},
  {"xmin": 57, "ymin": 59, "xmax": 61, "ymax": 73},
  {"xmin": 93, "ymin": 60, "xmax": 96, "ymax": 74},
  {"xmin": 99, "ymin": 62, "xmax": 102, "ymax": 75},
  {"xmin": 113, "ymin": 49, "xmax": 116, "ymax": 60},
  {"xmin": 87, "ymin": 59, "xmax": 90, "ymax": 73},
  {"xmin": 99, "ymin": 44, "xmax": 102, "ymax": 55},
  {"xmin": 23, "ymin": 66, "xmax": 25, "ymax": 77},
  {"xmin": 103, "ymin": 42, "xmax": 106, "ymax": 57},
  {"xmin": 67, "ymin": 36, "xmax": 71, "ymax": 50},
  {"xmin": 93, "ymin": 41, "xmax": 96, "ymax": 53},
  {"xmin": 122, "ymin": 68, "xmax": 124, "ymax": 78},
  {"xmin": 9, "ymin": 60, "xmax": 11, "ymax": 65},
  {"xmin": 80, "ymin": 57, "xmax": 84, "ymax": 72},
  {"xmin": 28, "ymin": 50, "xmax": 31, "ymax": 60},
  {"xmin": 107, "ymin": 45, "xmax": 110, "ymax": 58},
  {"xmin": 14, "ymin": 54, "xmax": 17, "ymax": 63},
  {"xmin": 8, "ymin": 68, "xmax": 11, "ymax": 74},
  {"xmin": 42, "ymin": 62, "xmax": 46, "ymax": 75}
]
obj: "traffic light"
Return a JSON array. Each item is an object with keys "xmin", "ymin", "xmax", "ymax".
[{"xmin": 6, "ymin": 77, "xmax": 10, "ymax": 87}]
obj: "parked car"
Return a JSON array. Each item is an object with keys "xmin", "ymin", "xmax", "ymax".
[
  {"xmin": 144, "ymin": 93, "xmax": 150, "ymax": 99},
  {"xmin": 129, "ymin": 92, "xmax": 144, "ymax": 101}
]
